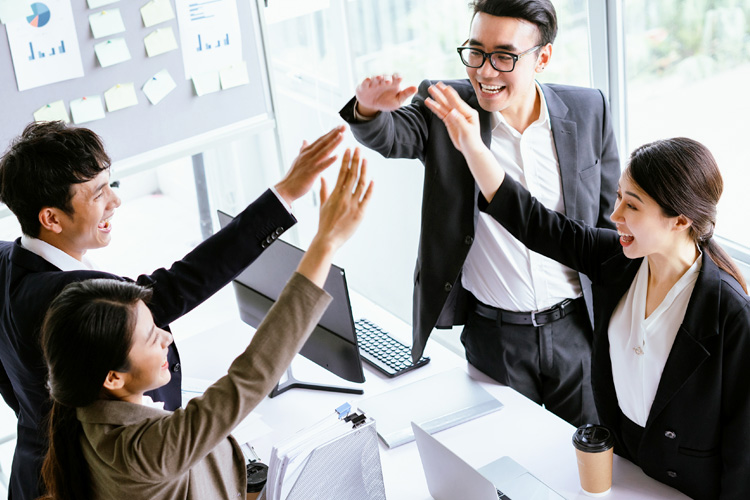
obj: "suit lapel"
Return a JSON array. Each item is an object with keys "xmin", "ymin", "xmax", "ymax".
[
  {"xmin": 645, "ymin": 255, "xmax": 720, "ymax": 426},
  {"xmin": 542, "ymin": 85, "xmax": 579, "ymax": 220}
]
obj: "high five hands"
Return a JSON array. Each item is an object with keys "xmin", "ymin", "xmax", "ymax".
[
  {"xmin": 425, "ymin": 82, "xmax": 505, "ymax": 202},
  {"xmin": 355, "ymin": 74, "xmax": 418, "ymax": 117}
]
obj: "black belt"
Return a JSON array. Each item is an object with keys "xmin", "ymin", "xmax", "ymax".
[{"xmin": 474, "ymin": 297, "xmax": 584, "ymax": 327}]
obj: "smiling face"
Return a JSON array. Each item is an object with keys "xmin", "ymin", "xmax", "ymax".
[
  {"xmin": 117, "ymin": 300, "xmax": 173, "ymax": 398},
  {"xmin": 464, "ymin": 13, "xmax": 549, "ymax": 115},
  {"xmin": 610, "ymin": 172, "xmax": 690, "ymax": 260},
  {"xmin": 51, "ymin": 169, "xmax": 121, "ymax": 260}
]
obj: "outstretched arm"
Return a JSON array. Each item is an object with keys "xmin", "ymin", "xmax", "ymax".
[{"xmin": 424, "ymin": 82, "xmax": 505, "ymax": 202}]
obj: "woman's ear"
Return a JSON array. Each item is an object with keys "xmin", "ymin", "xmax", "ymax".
[
  {"xmin": 674, "ymin": 214, "xmax": 693, "ymax": 233},
  {"xmin": 102, "ymin": 370, "xmax": 126, "ymax": 391}
]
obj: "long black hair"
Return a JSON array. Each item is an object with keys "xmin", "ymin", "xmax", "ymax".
[
  {"xmin": 626, "ymin": 137, "xmax": 747, "ymax": 293},
  {"xmin": 40, "ymin": 279, "xmax": 152, "ymax": 500}
]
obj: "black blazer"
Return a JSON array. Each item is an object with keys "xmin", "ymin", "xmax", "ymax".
[
  {"xmin": 485, "ymin": 175, "xmax": 750, "ymax": 499},
  {"xmin": 0, "ymin": 189, "xmax": 295, "ymax": 500},
  {"xmin": 341, "ymin": 79, "xmax": 621, "ymax": 359}
]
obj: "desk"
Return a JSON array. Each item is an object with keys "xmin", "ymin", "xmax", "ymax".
[{"xmin": 178, "ymin": 290, "xmax": 689, "ymax": 500}]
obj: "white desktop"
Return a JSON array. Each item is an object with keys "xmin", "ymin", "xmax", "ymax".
[{"xmin": 178, "ymin": 286, "xmax": 689, "ymax": 500}]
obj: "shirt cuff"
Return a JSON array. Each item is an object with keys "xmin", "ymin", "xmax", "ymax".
[
  {"xmin": 270, "ymin": 185, "xmax": 293, "ymax": 214},
  {"xmin": 352, "ymin": 99, "xmax": 379, "ymax": 122}
]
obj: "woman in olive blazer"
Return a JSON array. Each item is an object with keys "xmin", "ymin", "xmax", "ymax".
[{"xmin": 426, "ymin": 82, "xmax": 750, "ymax": 499}]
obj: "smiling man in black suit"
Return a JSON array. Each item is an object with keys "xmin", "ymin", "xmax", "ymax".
[
  {"xmin": 0, "ymin": 120, "xmax": 344, "ymax": 500},
  {"xmin": 341, "ymin": 0, "xmax": 620, "ymax": 428}
]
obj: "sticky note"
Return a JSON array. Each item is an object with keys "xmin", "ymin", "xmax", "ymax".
[
  {"xmin": 89, "ymin": 8, "xmax": 126, "ymax": 39},
  {"xmin": 104, "ymin": 83, "xmax": 138, "ymax": 112},
  {"xmin": 142, "ymin": 69, "xmax": 176, "ymax": 105},
  {"xmin": 220, "ymin": 62, "xmax": 250, "ymax": 90},
  {"xmin": 33, "ymin": 101, "xmax": 70, "ymax": 123},
  {"xmin": 140, "ymin": 0, "xmax": 174, "ymax": 28},
  {"xmin": 87, "ymin": 0, "xmax": 119, "ymax": 9},
  {"xmin": 70, "ymin": 96, "xmax": 106, "ymax": 124},
  {"xmin": 94, "ymin": 38, "xmax": 131, "ymax": 67},
  {"xmin": 0, "ymin": 0, "xmax": 33, "ymax": 24},
  {"xmin": 192, "ymin": 71, "xmax": 220, "ymax": 96},
  {"xmin": 144, "ymin": 27, "xmax": 178, "ymax": 57}
]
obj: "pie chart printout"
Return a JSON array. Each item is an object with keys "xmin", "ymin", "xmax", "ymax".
[{"xmin": 27, "ymin": 3, "xmax": 51, "ymax": 28}]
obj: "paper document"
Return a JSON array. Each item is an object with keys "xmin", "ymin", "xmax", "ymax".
[
  {"xmin": 5, "ymin": 0, "xmax": 84, "ymax": 91},
  {"xmin": 142, "ymin": 69, "xmax": 176, "ymax": 104},
  {"xmin": 88, "ymin": 8, "xmax": 125, "ymax": 38},
  {"xmin": 33, "ymin": 100, "xmax": 70, "ymax": 123},
  {"xmin": 143, "ymin": 26, "xmax": 178, "ymax": 57},
  {"xmin": 0, "ymin": 0, "xmax": 33, "ymax": 24},
  {"xmin": 94, "ymin": 37, "xmax": 131, "ymax": 67},
  {"xmin": 358, "ymin": 368, "xmax": 504, "ymax": 448},
  {"xmin": 175, "ymin": 0, "xmax": 242, "ymax": 79},
  {"xmin": 70, "ymin": 96, "xmax": 105, "ymax": 124},
  {"xmin": 141, "ymin": 0, "xmax": 175, "ymax": 27},
  {"xmin": 104, "ymin": 83, "xmax": 137, "ymax": 112}
]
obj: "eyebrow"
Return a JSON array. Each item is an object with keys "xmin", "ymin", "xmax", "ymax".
[
  {"xmin": 145, "ymin": 324, "xmax": 156, "ymax": 344},
  {"xmin": 466, "ymin": 39, "xmax": 517, "ymax": 51},
  {"xmin": 624, "ymin": 190, "xmax": 644, "ymax": 203}
]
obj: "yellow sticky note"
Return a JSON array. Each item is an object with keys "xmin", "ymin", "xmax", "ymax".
[
  {"xmin": 94, "ymin": 38, "xmax": 131, "ymax": 67},
  {"xmin": 0, "ymin": 0, "xmax": 33, "ymax": 24},
  {"xmin": 33, "ymin": 101, "xmax": 70, "ymax": 123},
  {"xmin": 192, "ymin": 71, "xmax": 220, "ymax": 96},
  {"xmin": 104, "ymin": 83, "xmax": 138, "ymax": 112},
  {"xmin": 70, "ymin": 96, "xmax": 106, "ymax": 124},
  {"xmin": 220, "ymin": 62, "xmax": 249, "ymax": 90},
  {"xmin": 142, "ymin": 69, "xmax": 176, "ymax": 105},
  {"xmin": 144, "ymin": 27, "xmax": 178, "ymax": 57},
  {"xmin": 89, "ymin": 8, "xmax": 126, "ymax": 39},
  {"xmin": 140, "ymin": 0, "xmax": 174, "ymax": 28}
]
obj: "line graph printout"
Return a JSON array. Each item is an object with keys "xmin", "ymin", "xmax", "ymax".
[
  {"xmin": 5, "ymin": 0, "xmax": 84, "ymax": 91},
  {"xmin": 175, "ymin": 0, "xmax": 242, "ymax": 79}
]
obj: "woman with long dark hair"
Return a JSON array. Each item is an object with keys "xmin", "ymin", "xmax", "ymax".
[
  {"xmin": 425, "ymin": 82, "xmax": 750, "ymax": 499},
  {"xmin": 39, "ymin": 149, "xmax": 373, "ymax": 499}
]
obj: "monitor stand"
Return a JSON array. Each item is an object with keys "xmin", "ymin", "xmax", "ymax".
[{"xmin": 270, "ymin": 365, "xmax": 365, "ymax": 398}]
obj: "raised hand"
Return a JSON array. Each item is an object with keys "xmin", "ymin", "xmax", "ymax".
[
  {"xmin": 296, "ymin": 148, "xmax": 374, "ymax": 287},
  {"xmin": 425, "ymin": 82, "xmax": 505, "ymax": 202},
  {"xmin": 355, "ymin": 74, "xmax": 418, "ymax": 117},
  {"xmin": 274, "ymin": 126, "xmax": 345, "ymax": 206},
  {"xmin": 424, "ymin": 82, "xmax": 483, "ymax": 154}
]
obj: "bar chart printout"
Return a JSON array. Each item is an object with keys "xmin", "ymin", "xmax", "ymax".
[
  {"xmin": 6, "ymin": 0, "xmax": 84, "ymax": 91},
  {"xmin": 176, "ymin": 0, "xmax": 243, "ymax": 79}
]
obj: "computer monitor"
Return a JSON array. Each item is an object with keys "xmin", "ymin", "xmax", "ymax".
[{"xmin": 217, "ymin": 210, "xmax": 365, "ymax": 397}]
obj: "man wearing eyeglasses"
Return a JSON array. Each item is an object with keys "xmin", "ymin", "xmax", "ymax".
[{"xmin": 340, "ymin": 0, "xmax": 619, "ymax": 427}]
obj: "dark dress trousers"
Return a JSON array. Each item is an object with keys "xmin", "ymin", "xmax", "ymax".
[
  {"xmin": 485, "ymin": 175, "xmax": 750, "ymax": 499},
  {"xmin": 0, "ymin": 189, "xmax": 295, "ymax": 500},
  {"xmin": 340, "ymin": 79, "xmax": 621, "ymax": 361}
]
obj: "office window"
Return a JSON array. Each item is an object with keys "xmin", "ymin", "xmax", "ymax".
[{"xmin": 623, "ymin": 0, "xmax": 750, "ymax": 248}]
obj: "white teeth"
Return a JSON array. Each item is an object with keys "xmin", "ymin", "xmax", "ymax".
[
  {"xmin": 617, "ymin": 230, "xmax": 632, "ymax": 237},
  {"xmin": 480, "ymin": 83, "xmax": 505, "ymax": 94}
]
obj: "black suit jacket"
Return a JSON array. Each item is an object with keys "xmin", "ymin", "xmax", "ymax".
[
  {"xmin": 485, "ymin": 176, "xmax": 750, "ymax": 499},
  {"xmin": 341, "ymin": 79, "xmax": 620, "ymax": 359},
  {"xmin": 0, "ymin": 189, "xmax": 295, "ymax": 500}
]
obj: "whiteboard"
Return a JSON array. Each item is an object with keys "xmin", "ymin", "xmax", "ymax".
[{"xmin": 0, "ymin": 0, "xmax": 272, "ymax": 165}]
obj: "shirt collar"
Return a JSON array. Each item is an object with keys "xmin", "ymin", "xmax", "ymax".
[
  {"xmin": 490, "ymin": 81, "xmax": 550, "ymax": 132},
  {"xmin": 20, "ymin": 235, "xmax": 96, "ymax": 271}
]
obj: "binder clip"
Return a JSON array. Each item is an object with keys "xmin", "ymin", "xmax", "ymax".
[
  {"xmin": 335, "ymin": 402, "xmax": 351, "ymax": 419},
  {"xmin": 344, "ymin": 411, "xmax": 367, "ymax": 429}
]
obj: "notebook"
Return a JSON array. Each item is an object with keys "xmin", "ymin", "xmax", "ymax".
[
  {"xmin": 356, "ymin": 368, "xmax": 503, "ymax": 448},
  {"xmin": 412, "ymin": 422, "xmax": 565, "ymax": 500}
]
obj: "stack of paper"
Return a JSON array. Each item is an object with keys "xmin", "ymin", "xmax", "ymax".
[{"xmin": 266, "ymin": 406, "xmax": 385, "ymax": 500}]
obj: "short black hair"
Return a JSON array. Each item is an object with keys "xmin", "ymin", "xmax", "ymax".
[
  {"xmin": 0, "ymin": 121, "xmax": 110, "ymax": 237},
  {"xmin": 470, "ymin": 0, "xmax": 558, "ymax": 46}
]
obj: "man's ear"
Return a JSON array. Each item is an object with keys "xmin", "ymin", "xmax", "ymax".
[
  {"xmin": 38, "ymin": 207, "xmax": 64, "ymax": 234},
  {"xmin": 102, "ymin": 370, "xmax": 126, "ymax": 391},
  {"xmin": 535, "ymin": 43, "xmax": 552, "ymax": 73}
]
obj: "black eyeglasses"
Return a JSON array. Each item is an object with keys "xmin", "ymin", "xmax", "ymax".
[{"xmin": 456, "ymin": 45, "xmax": 541, "ymax": 72}]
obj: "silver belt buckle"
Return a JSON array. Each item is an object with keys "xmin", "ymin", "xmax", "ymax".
[{"xmin": 531, "ymin": 311, "xmax": 541, "ymax": 327}]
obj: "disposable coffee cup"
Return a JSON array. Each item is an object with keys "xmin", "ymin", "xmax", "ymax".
[
  {"xmin": 246, "ymin": 461, "xmax": 268, "ymax": 499},
  {"xmin": 572, "ymin": 424, "xmax": 615, "ymax": 497}
]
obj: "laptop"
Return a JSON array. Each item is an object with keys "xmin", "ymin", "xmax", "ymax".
[{"xmin": 411, "ymin": 422, "xmax": 565, "ymax": 500}]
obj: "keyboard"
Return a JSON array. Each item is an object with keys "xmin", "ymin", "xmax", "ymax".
[{"xmin": 355, "ymin": 318, "xmax": 430, "ymax": 377}]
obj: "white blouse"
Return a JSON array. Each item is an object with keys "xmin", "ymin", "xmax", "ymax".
[{"xmin": 608, "ymin": 252, "xmax": 702, "ymax": 426}]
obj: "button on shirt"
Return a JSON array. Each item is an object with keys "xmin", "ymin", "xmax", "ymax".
[
  {"xmin": 461, "ymin": 83, "xmax": 581, "ymax": 311},
  {"xmin": 609, "ymin": 252, "xmax": 702, "ymax": 426}
]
